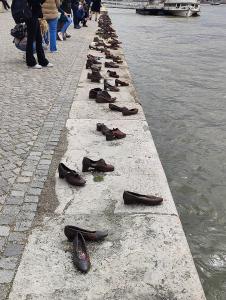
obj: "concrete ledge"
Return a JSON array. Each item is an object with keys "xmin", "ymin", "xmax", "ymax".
[{"xmin": 9, "ymin": 17, "xmax": 206, "ymax": 300}]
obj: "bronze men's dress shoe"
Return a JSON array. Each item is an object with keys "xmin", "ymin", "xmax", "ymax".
[
  {"xmin": 96, "ymin": 91, "xmax": 116, "ymax": 103},
  {"xmin": 65, "ymin": 225, "xmax": 108, "ymax": 242},
  {"xmin": 58, "ymin": 163, "xmax": 86, "ymax": 186},
  {"xmin": 115, "ymin": 79, "xmax": 129, "ymax": 87},
  {"xmin": 123, "ymin": 191, "xmax": 163, "ymax": 206},
  {"xmin": 104, "ymin": 79, "xmax": 120, "ymax": 92},
  {"xmin": 89, "ymin": 88, "xmax": 102, "ymax": 99},
  {"xmin": 107, "ymin": 70, "xmax": 119, "ymax": 78},
  {"xmin": 105, "ymin": 62, "xmax": 119, "ymax": 68},
  {"xmin": 82, "ymin": 157, "xmax": 114, "ymax": 172},
  {"xmin": 72, "ymin": 232, "xmax": 91, "ymax": 273},
  {"xmin": 106, "ymin": 128, "xmax": 126, "ymax": 141},
  {"xmin": 109, "ymin": 104, "xmax": 138, "ymax": 116}
]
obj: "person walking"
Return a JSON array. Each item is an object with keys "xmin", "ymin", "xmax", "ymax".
[
  {"xmin": 0, "ymin": 0, "xmax": 10, "ymax": 10},
  {"xmin": 42, "ymin": 0, "xmax": 60, "ymax": 52},
  {"xmin": 90, "ymin": 0, "xmax": 101, "ymax": 21},
  {"xmin": 25, "ymin": 0, "xmax": 52, "ymax": 69}
]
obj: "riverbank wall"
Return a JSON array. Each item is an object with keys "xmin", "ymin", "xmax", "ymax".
[{"xmin": 7, "ymin": 15, "xmax": 206, "ymax": 300}]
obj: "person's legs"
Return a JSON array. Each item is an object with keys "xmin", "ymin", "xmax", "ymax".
[
  {"xmin": 35, "ymin": 19, "xmax": 49, "ymax": 66},
  {"xmin": 72, "ymin": 7, "xmax": 80, "ymax": 28},
  {"xmin": 47, "ymin": 18, "xmax": 58, "ymax": 52},
  {"xmin": 60, "ymin": 16, "xmax": 72, "ymax": 33},
  {"xmin": 25, "ymin": 18, "xmax": 38, "ymax": 67}
]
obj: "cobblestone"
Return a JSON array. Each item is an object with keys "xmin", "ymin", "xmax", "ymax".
[
  {"xmin": 0, "ymin": 9, "xmax": 95, "ymax": 298},
  {"xmin": 0, "ymin": 227, "xmax": 10, "ymax": 237}
]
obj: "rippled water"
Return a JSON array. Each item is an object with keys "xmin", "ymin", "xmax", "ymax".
[{"xmin": 110, "ymin": 6, "xmax": 226, "ymax": 299}]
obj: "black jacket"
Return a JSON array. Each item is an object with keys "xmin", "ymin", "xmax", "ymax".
[
  {"xmin": 27, "ymin": 0, "xmax": 45, "ymax": 18},
  {"xmin": 60, "ymin": 0, "xmax": 72, "ymax": 14}
]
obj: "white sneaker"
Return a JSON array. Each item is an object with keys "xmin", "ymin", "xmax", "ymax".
[
  {"xmin": 58, "ymin": 32, "xmax": 63, "ymax": 41},
  {"xmin": 46, "ymin": 63, "xmax": 53, "ymax": 68},
  {"xmin": 30, "ymin": 64, "xmax": 42, "ymax": 69}
]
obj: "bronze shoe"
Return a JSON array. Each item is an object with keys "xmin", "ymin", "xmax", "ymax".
[
  {"xmin": 65, "ymin": 225, "xmax": 108, "ymax": 242},
  {"xmin": 107, "ymin": 70, "xmax": 119, "ymax": 78},
  {"xmin": 72, "ymin": 232, "xmax": 91, "ymax": 273},
  {"xmin": 89, "ymin": 88, "xmax": 102, "ymax": 99},
  {"xmin": 82, "ymin": 157, "xmax": 114, "ymax": 172},
  {"xmin": 104, "ymin": 79, "xmax": 120, "ymax": 92},
  {"xmin": 106, "ymin": 128, "xmax": 126, "ymax": 141},
  {"xmin": 115, "ymin": 79, "xmax": 129, "ymax": 87},
  {"xmin": 96, "ymin": 91, "xmax": 116, "ymax": 103},
  {"xmin": 96, "ymin": 123, "xmax": 111, "ymax": 135},
  {"xmin": 105, "ymin": 62, "xmax": 119, "ymax": 68},
  {"xmin": 58, "ymin": 163, "xmax": 86, "ymax": 186},
  {"xmin": 123, "ymin": 191, "xmax": 163, "ymax": 206}
]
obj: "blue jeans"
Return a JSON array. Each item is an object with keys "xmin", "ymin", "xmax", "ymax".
[
  {"xmin": 47, "ymin": 18, "xmax": 58, "ymax": 52},
  {"xmin": 60, "ymin": 16, "xmax": 72, "ymax": 33}
]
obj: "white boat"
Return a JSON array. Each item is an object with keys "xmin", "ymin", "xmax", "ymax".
[{"xmin": 163, "ymin": 0, "xmax": 200, "ymax": 17}]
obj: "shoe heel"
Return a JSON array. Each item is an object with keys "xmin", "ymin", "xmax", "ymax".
[{"xmin": 82, "ymin": 158, "xmax": 90, "ymax": 172}]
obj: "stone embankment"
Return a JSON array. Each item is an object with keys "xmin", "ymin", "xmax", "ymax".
[{"xmin": 3, "ymin": 12, "xmax": 206, "ymax": 300}]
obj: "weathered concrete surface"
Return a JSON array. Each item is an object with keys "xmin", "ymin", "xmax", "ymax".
[{"xmin": 9, "ymin": 16, "xmax": 206, "ymax": 300}]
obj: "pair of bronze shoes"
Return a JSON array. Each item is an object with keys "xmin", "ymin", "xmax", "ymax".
[
  {"xmin": 89, "ymin": 88, "xmax": 116, "ymax": 103},
  {"xmin": 65, "ymin": 225, "xmax": 108, "ymax": 273},
  {"xmin": 109, "ymin": 104, "xmax": 138, "ymax": 116},
  {"xmin": 97, "ymin": 123, "xmax": 126, "ymax": 141},
  {"xmin": 58, "ymin": 158, "xmax": 114, "ymax": 186},
  {"xmin": 123, "ymin": 191, "xmax": 163, "ymax": 206}
]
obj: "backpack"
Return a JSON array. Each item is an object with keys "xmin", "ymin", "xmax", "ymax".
[
  {"xmin": 11, "ymin": 0, "xmax": 32, "ymax": 24},
  {"xmin": 10, "ymin": 23, "xmax": 27, "ymax": 39}
]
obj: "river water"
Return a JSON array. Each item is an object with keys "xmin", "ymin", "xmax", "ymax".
[{"xmin": 110, "ymin": 6, "xmax": 226, "ymax": 299}]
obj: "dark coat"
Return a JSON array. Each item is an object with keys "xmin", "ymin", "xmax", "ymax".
[
  {"xmin": 27, "ymin": 0, "xmax": 46, "ymax": 18},
  {"xmin": 91, "ymin": 0, "xmax": 101, "ymax": 12},
  {"xmin": 60, "ymin": 0, "xmax": 72, "ymax": 14}
]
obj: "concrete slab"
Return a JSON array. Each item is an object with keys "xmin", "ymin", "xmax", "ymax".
[
  {"xmin": 9, "ymin": 214, "xmax": 205, "ymax": 300},
  {"xmin": 55, "ymin": 173, "xmax": 177, "ymax": 216}
]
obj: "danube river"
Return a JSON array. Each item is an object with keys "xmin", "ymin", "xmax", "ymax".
[{"xmin": 110, "ymin": 5, "xmax": 226, "ymax": 300}]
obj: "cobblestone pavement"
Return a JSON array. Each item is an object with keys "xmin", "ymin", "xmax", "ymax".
[{"xmin": 0, "ymin": 10, "xmax": 96, "ymax": 298}]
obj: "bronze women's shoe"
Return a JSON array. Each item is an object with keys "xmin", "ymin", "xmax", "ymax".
[
  {"xmin": 106, "ymin": 128, "xmax": 126, "ymax": 141},
  {"xmin": 105, "ymin": 62, "xmax": 119, "ymax": 68},
  {"xmin": 107, "ymin": 70, "xmax": 119, "ymax": 78},
  {"xmin": 72, "ymin": 232, "xmax": 91, "ymax": 273},
  {"xmin": 96, "ymin": 91, "xmax": 116, "ymax": 103},
  {"xmin": 123, "ymin": 191, "xmax": 163, "ymax": 206},
  {"xmin": 82, "ymin": 157, "xmax": 114, "ymax": 172},
  {"xmin": 58, "ymin": 163, "xmax": 86, "ymax": 186},
  {"xmin": 104, "ymin": 79, "xmax": 120, "ymax": 92},
  {"xmin": 89, "ymin": 88, "xmax": 102, "ymax": 99},
  {"xmin": 115, "ymin": 79, "xmax": 129, "ymax": 87},
  {"xmin": 109, "ymin": 104, "xmax": 138, "ymax": 116},
  {"xmin": 96, "ymin": 123, "xmax": 111, "ymax": 135},
  {"xmin": 65, "ymin": 225, "xmax": 108, "ymax": 242}
]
